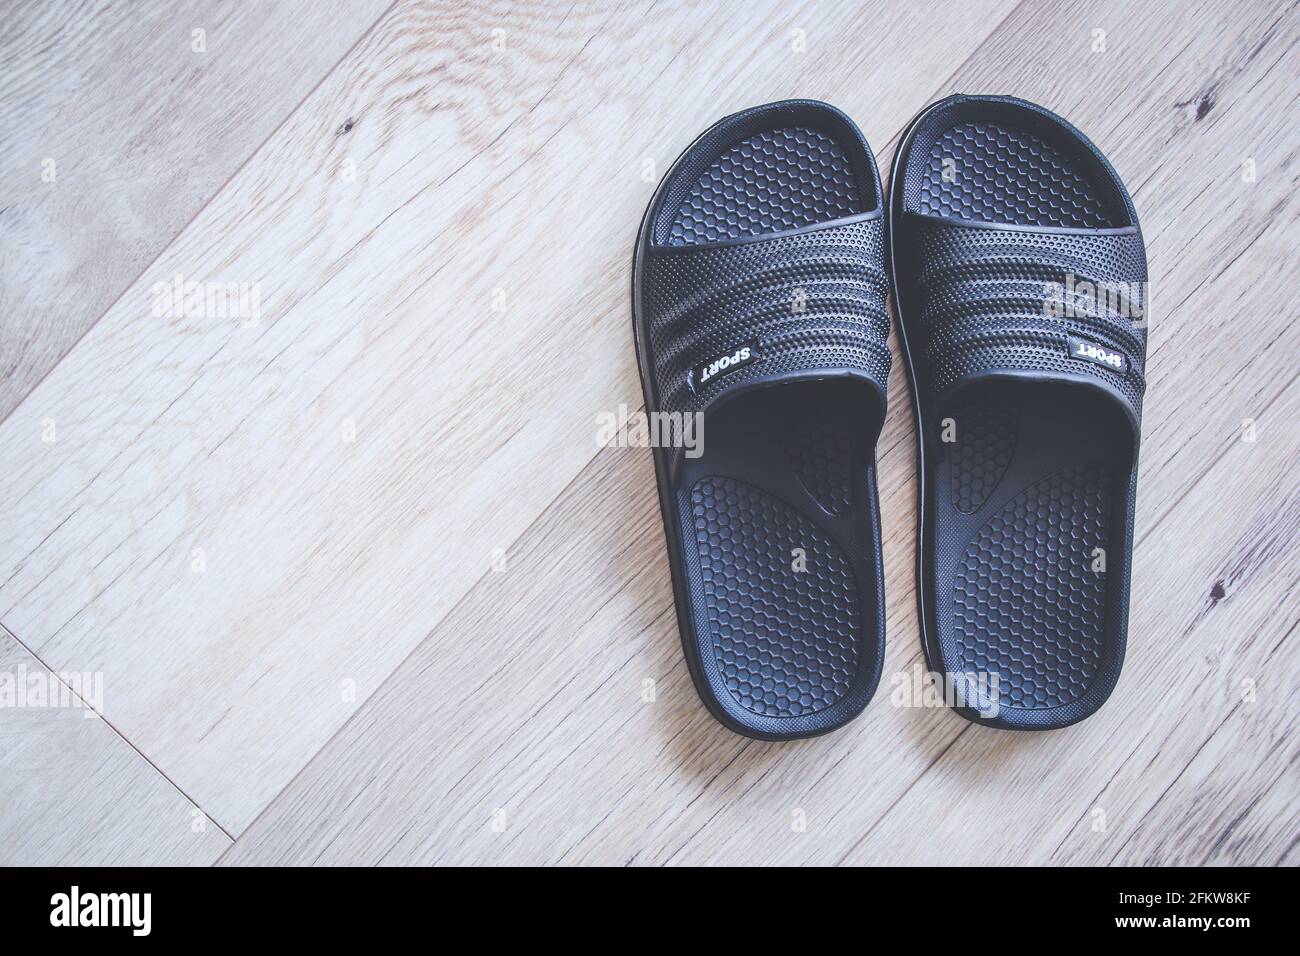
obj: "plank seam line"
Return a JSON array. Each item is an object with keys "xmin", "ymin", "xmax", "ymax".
[{"xmin": 0, "ymin": 620, "xmax": 236, "ymax": 844}]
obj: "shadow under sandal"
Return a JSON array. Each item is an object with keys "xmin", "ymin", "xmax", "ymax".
[
  {"xmin": 890, "ymin": 94, "xmax": 1148, "ymax": 730},
  {"xmin": 632, "ymin": 100, "xmax": 890, "ymax": 740}
]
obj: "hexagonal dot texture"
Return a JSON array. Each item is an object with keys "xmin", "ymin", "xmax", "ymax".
[
  {"xmin": 918, "ymin": 122, "xmax": 1112, "ymax": 227},
  {"xmin": 690, "ymin": 476, "xmax": 859, "ymax": 717},
  {"xmin": 948, "ymin": 390, "xmax": 1020, "ymax": 513},
  {"xmin": 787, "ymin": 412, "xmax": 854, "ymax": 515},
  {"xmin": 667, "ymin": 127, "xmax": 861, "ymax": 245},
  {"xmin": 952, "ymin": 464, "xmax": 1111, "ymax": 710}
]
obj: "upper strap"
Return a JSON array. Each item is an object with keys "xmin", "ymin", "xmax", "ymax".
[
  {"xmin": 640, "ymin": 215, "xmax": 892, "ymax": 426},
  {"xmin": 900, "ymin": 212, "xmax": 1148, "ymax": 431}
]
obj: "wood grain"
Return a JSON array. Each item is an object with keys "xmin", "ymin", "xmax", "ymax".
[
  {"xmin": 221, "ymin": 0, "xmax": 1300, "ymax": 866},
  {"xmin": 0, "ymin": 0, "xmax": 393, "ymax": 419},
  {"xmin": 0, "ymin": 626, "xmax": 230, "ymax": 866},
  {"xmin": 2, "ymin": 0, "xmax": 1296, "ymax": 865}
]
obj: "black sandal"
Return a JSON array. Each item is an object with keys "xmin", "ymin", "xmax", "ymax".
[
  {"xmin": 632, "ymin": 100, "xmax": 891, "ymax": 739},
  {"xmin": 889, "ymin": 94, "xmax": 1148, "ymax": 729}
]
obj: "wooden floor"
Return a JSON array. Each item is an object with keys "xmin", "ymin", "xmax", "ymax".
[{"xmin": 1, "ymin": 0, "xmax": 1296, "ymax": 866}]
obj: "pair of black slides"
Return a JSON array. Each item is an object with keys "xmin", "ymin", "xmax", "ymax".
[{"xmin": 632, "ymin": 95, "xmax": 1148, "ymax": 739}]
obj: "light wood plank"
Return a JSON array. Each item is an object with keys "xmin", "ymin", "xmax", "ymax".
[
  {"xmin": 221, "ymin": 0, "xmax": 1299, "ymax": 865},
  {"xmin": 0, "ymin": 626, "xmax": 230, "ymax": 866},
  {"xmin": 0, "ymin": 0, "xmax": 1022, "ymax": 837},
  {"xmin": 0, "ymin": 0, "xmax": 393, "ymax": 420}
]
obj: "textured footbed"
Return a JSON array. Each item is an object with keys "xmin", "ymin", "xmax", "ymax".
[
  {"xmin": 675, "ymin": 381, "xmax": 882, "ymax": 724},
  {"xmin": 911, "ymin": 114, "xmax": 1134, "ymax": 724},
  {"xmin": 656, "ymin": 119, "xmax": 883, "ymax": 735},
  {"xmin": 933, "ymin": 381, "xmax": 1128, "ymax": 713},
  {"xmin": 913, "ymin": 121, "xmax": 1126, "ymax": 227},
  {"xmin": 665, "ymin": 126, "xmax": 865, "ymax": 244}
]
